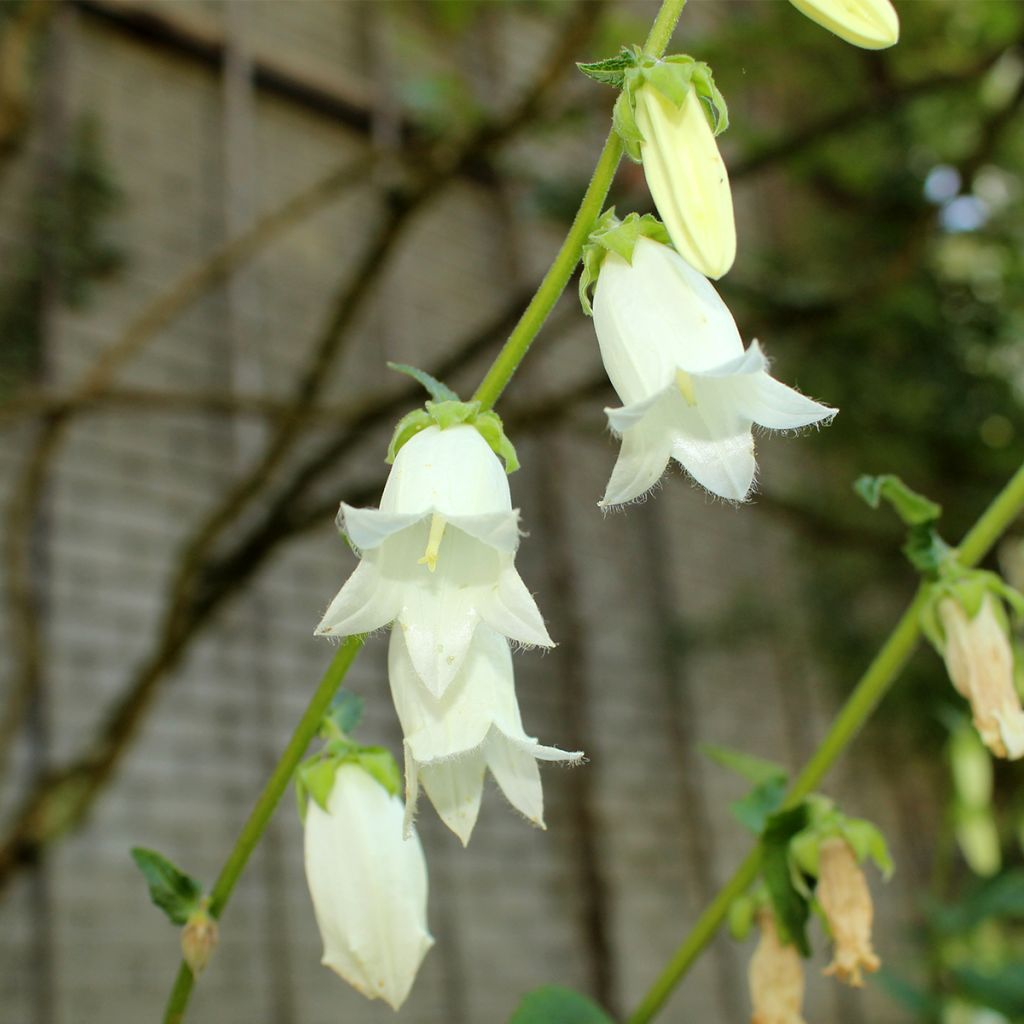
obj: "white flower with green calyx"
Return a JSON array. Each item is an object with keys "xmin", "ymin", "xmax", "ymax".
[
  {"xmin": 301, "ymin": 750, "xmax": 433, "ymax": 1010},
  {"xmin": 920, "ymin": 568, "xmax": 1024, "ymax": 761},
  {"xmin": 388, "ymin": 624, "xmax": 581, "ymax": 846},
  {"xmin": 580, "ymin": 47, "xmax": 734, "ymax": 279},
  {"xmin": 583, "ymin": 223, "xmax": 835, "ymax": 505},
  {"xmin": 788, "ymin": 0, "xmax": 899, "ymax": 51},
  {"xmin": 315, "ymin": 390, "xmax": 551, "ymax": 697}
]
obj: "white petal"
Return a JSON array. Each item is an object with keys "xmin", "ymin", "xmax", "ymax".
[
  {"xmin": 419, "ymin": 753, "xmax": 486, "ymax": 846},
  {"xmin": 314, "ymin": 560, "xmax": 398, "ymax": 637},
  {"xmin": 789, "ymin": 0, "xmax": 898, "ymax": 49},
  {"xmin": 671, "ymin": 430, "xmax": 756, "ymax": 502},
  {"xmin": 479, "ymin": 563, "xmax": 554, "ymax": 648},
  {"xmin": 388, "ymin": 629, "xmax": 493, "ymax": 763},
  {"xmin": 600, "ymin": 402, "xmax": 674, "ymax": 507},
  {"xmin": 484, "ymin": 734, "xmax": 547, "ymax": 828},
  {"xmin": 341, "ymin": 505, "xmax": 427, "ymax": 552},
  {"xmin": 593, "ymin": 238, "xmax": 743, "ymax": 407},
  {"xmin": 380, "ymin": 425, "xmax": 513, "ymax": 518},
  {"xmin": 736, "ymin": 372, "xmax": 837, "ymax": 430},
  {"xmin": 445, "ymin": 511, "xmax": 521, "ymax": 555},
  {"xmin": 304, "ymin": 765, "xmax": 433, "ymax": 1009},
  {"xmin": 635, "ymin": 88, "xmax": 736, "ymax": 279}
]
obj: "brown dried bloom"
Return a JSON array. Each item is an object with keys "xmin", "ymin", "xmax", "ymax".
[
  {"xmin": 817, "ymin": 837, "xmax": 879, "ymax": 986},
  {"xmin": 939, "ymin": 594, "xmax": 1024, "ymax": 760},
  {"xmin": 181, "ymin": 907, "xmax": 219, "ymax": 977},
  {"xmin": 749, "ymin": 910, "xmax": 806, "ymax": 1024}
]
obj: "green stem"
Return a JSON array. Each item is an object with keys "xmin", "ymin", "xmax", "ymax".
[
  {"xmin": 626, "ymin": 460, "xmax": 1024, "ymax": 1024},
  {"xmin": 161, "ymin": 635, "xmax": 364, "ymax": 1024},
  {"xmin": 471, "ymin": 0, "xmax": 688, "ymax": 411}
]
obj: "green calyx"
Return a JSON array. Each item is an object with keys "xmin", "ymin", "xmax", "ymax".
[
  {"xmin": 296, "ymin": 741, "xmax": 402, "ymax": 820},
  {"xmin": 579, "ymin": 207, "xmax": 671, "ymax": 315},
  {"xmin": 918, "ymin": 567, "xmax": 1024, "ymax": 653},
  {"xmin": 387, "ymin": 399, "xmax": 519, "ymax": 473},
  {"xmin": 788, "ymin": 797, "xmax": 894, "ymax": 882},
  {"xmin": 580, "ymin": 47, "xmax": 729, "ymax": 162}
]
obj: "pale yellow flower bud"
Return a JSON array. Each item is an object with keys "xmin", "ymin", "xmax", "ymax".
[
  {"xmin": 748, "ymin": 911, "xmax": 807, "ymax": 1024},
  {"xmin": 634, "ymin": 84, "xmax": 736, "ymax": 280},
  {"xmin": 939, "ymin": 595, "xmax": 1024, "ymax": 760},
  {"xmin": 817, "ymin": 837, "xmax": 880, "ymax": 986},
  {"xmin": 788, "ymin": 0, "xmax": 899, "ymax": 50},
  {"xmin": 181, "ymin": 906, "xmax": 219, "ymax": 977}
]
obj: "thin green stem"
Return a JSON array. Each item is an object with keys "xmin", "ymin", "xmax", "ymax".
[
  {"xmin": 161, "ymin": 635, "xmax": 364, "ymax": 1024},
  {"xmin": 626, "ymin": 460, "xmax": 1024, "ymax": 1024},
  {"xmin": 472, "ymin": 0, "xmax": 688, "ymax": 411}
]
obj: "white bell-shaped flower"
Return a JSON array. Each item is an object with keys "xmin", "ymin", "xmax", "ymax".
[
  {"xmin": 389, "ymin": 624, "xmax": 580, "ymax": 846},
  {"xmin": 634, "ymin": 83, "xmax": 735, "ymax": 280},
  {"xmin": 315, "ymin": 425, "xmax": 552, "ymax": 697},
  {"xmin": 593, "ymin": 236, "xmax": 835, "ymax": 505},
  {"xmin": 303, "ymin": 763, "xmax": 434, "ymax": 1010},
  {"xmin": 788, "ymin": 0, "xmax": 899, "ymax": 50}
]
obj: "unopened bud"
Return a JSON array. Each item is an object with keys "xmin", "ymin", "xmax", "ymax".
[
  {"xmin": 817, "ymin": 837, "xmax": 880, "ymax": 986},
  {"xmin": 181, "ymin": 905, "xmax": 219, "ymax": 977},
  {"xmin": 939, "ymin": 595, "xmax": 1024, "ymax": 760},
  {"xmin": 748, "ymin": 911, "xmax": 807, "ymax": 1024}
]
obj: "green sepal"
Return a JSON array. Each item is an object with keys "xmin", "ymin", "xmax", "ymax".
[
  {"xmin": 474, "ymin": 410, "xmax": 520, "ymax": 473},
  {"xmin": 130, "ymin": 847, "xmax": 203, "ymax": 926},
  {"xmin": 386, "ymin": 361, "xmax": 459, "ymax": 402},
  {"xmin": 612, "ymin": 90, "xmax": 644, "ymax": 162},
  {"xmin": 760, "ymin": 805, "xmax": 812, "ymax": 956},
  {"xmin": 353, "ymin": 745, "xmax": 403, "ymax": 799},
  {"xmin": 387, "ymin": 408, "xmax": 433, "ymax": 463},
  {"xmin": 854, "ymin": 474, "xmax": 942, "ymax": 526},
  {"xmin": 302, "ymin": 757, "xmax": 342, "ymax": 812},
  {"xmin": 728, "ymin": 894, "xmax": 757, "ymax": 941},
  {"xmin": 902, "ymin": 526, "xmax": 954, "ymax": 575},
  {"xmin": 579, "ymin": 207, "xmax": 672, "ymax": 315},
  {"xmin": 789, "ymin": 804, "xmax": 894, "ymax": 881}
]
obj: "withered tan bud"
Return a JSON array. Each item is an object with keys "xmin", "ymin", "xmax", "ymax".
[
  {"xmin": 817, "ymin": 837, "xmax": 880, "ymax": 987},
  {"xmin": 748, "ymin": 910, "xmax": 807, "ymax": 1024},
  {"xmin": 181, "ymin": 908, "xmax": 219, "ymax": 977},
  {"xmin": 939, "ymin": 595, "xmax": 1024, "ymax": 760}
]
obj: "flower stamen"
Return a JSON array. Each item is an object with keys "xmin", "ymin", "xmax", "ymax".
[
  {"xmin": 418, "ymin": 513, "xmax": 447, "ymax": 573},
  {"xmin": 676, "ymin": 369, "xmax": 698, "ymax": 406}
]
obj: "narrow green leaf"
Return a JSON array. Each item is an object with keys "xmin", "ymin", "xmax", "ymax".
[
  {"xmin": 577, "ymin": 51, "xmax": 633, "ymax": 88},
  {"xmin": 130, "ymin": 847, "xmax": 203, "ymax": 926},
  {"xmin": 701, "ymin": 744, "xmax": 788, "ymax": 785},
  {"xmin": 327, "ymin": 690, "xmax": 364, "ymax": 737},
  {"xmin": 386, "ymin": 362, "xmax": 459, "ymax": 402},
  {"xmin": 761, "ymin": 805, "xmax": 812, "ymax": 956},
  {"xmin": 730, "ymin": 775, "xmax": 788, "ymax": 834},
  {"xmin": 508, "ymin": 985, "xmax": 615, "ymax": 1024},
  {"xmin": 855, "ymin": 474, "xmax": 942, "ymax": 526}
]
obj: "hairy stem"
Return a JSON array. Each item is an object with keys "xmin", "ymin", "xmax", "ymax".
[
  {"xmin": 161, "ymin": 636, "xmax": 363, "ymax": 1024},
  {"xmin": 626, "ymin": 460, "xmax": 1024, "ymax": 1024},
  {"xmin": 471, "ymin": 0, "xmax": 687, "ymax": 410}
]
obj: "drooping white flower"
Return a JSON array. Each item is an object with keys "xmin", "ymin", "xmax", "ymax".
[
  {"xmin": 593, "ymin": 236, "xmax": 835, "ymax": 505},
  {"xmin": 788, "ymin": 0, "xmax": 899, "ymax": 50},
  {"xmin": 303, "ymin": 763, "xmax": 434, "ymax": 1010},
  {"xmin": 389, "ymin": 624, "xmax": 581, "ymax": 846},
  {"xmin": 634, "ymin": 81, "xmax": 735, "ymax": 280},
  {"xmin": 748, "ymin": 910, "xmax": 807, "ymax": 1024},
  {"xmin": 315, "ymin": 424, "xmax": 552, "ymax": 697},
  {"xmin": 938, "ymin": 593, "xmax": 1024, "ymax": 760},
  {"xmin": 817, "ymin": 837, "xmax": 880, "ymax": 987}
]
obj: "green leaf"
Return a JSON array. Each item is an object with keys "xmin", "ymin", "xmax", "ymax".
[
  {"xmin": 854, "ymin": 474, "xmax": 942, "ymax": 526},
  {"xmin": 760, "ymin": 805, "xmax": 812, "ymax": 956},
  {"xmin": 386, "ymin": 362, "xmax": 459, "ymax": 402},
  {"xmin": 507, "ymin": 985, "xmax": 615, "ymax": 1024},
  {"xmin": 841, "ymin": 819, "xmax": 894, "ymax": 879},
  {"xmin": 701, "ymin": 744, "xmax": 788, "ymax": 785},
  {"xmin": 577, "ymin": 50, "xmax": 634, "ymax": 88},
  {"xmin": 902, "ymin": 526, "xmax": 953, "ymax": 574},
  {"xmin": 930, "ymin": 871, "xmax": 1024, "ymax": 934},
  {"xmin": 130, "ymin": 847, "xmax": 203, "ymax": 926},
  {"xmin": 326, "ymin": 690, "xmax": 364, "ymax": 737},
  {"xmin": 951, "ymin": 965, "xmax": 1024, "ymax": 1018},
  {"xmin": 730, "ymin": 775, "xmax": 788, "ymax": 834}
]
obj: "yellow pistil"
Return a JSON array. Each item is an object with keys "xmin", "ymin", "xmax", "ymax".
[
  {"xmin": 676, "ymin": 369, "xmax": 698, "ymax": 406},
  {"xmin": 418, "ymin": 513, "xmax": 447, "ymax": 573}
]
